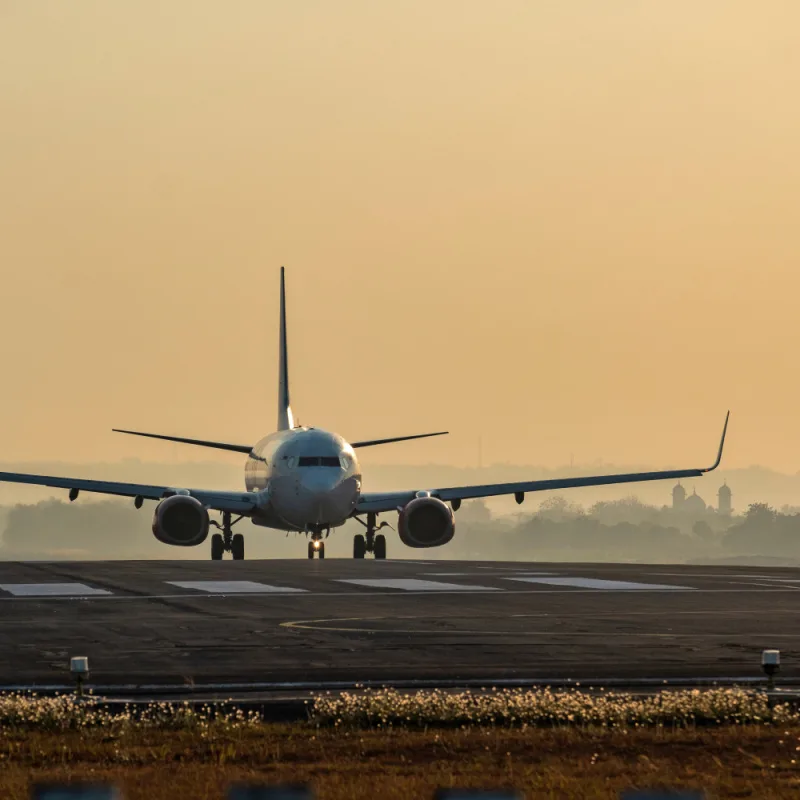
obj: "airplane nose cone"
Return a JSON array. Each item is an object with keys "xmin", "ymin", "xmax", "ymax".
[
  {"xmin": 270, "ymin": 470, "xmax": 359, "ymax": 529},
  {"xmin": 300, "ymin": 470, "xmax": 342, "ymax": 495},
  {"xmin": 297, "ymin": 470, "xmax": 347, "ymax": 523}
]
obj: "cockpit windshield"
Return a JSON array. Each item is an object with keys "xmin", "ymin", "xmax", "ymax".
[{"xmin": 298, "ymin": 456, "xmax": 342, "ymax": 467}]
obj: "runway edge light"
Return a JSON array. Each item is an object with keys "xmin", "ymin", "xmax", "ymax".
[
  {"xmin": 70, "ymin": 656, "xmax": 89, "ymax": 697},
  {"xmin": 762, "ymin": 649, "xmax": 780, "ymax": 693}
]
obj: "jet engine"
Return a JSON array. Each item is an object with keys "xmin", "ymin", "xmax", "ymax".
[
  {"xmin": 398, "ymin": 495, "xmax": 455, "ymax": 548},
  {"xmin": 152, "ymin": 495, "xmax": 210, "ymax": 547}
]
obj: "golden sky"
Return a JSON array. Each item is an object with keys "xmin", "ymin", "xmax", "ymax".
[{"xmin": 1, "ymin": 2, "xmax": 798, "ymax": 473}]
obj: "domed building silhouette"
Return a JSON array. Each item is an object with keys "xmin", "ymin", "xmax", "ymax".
[
  {"xmin": 683, "ymin": 488, "xmax": 707, "ymax": 514},
  {"xmin": 718, "ymin": 482, "xmax": 732, "ymax": 515},
  {"xmin": 671, "ymin": 481, "xmax": 732, "ymax": 515}
]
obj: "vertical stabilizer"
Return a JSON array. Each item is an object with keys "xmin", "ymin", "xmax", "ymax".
[{"xmin": 277, "ymin": 267, "xmax": 294, "ymax": 431}]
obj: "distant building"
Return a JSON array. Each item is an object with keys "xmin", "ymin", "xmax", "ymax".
[
  {"xmin": 718, "ymin": 482, "xmax": 732, "ymax": 515},
  {"xmin": 683, "ymin": 489, "xmax": 707, "ymax": 514},
  {"xmin": 671, "ymin": 481, "xmax": 732, "ymax": 516}
]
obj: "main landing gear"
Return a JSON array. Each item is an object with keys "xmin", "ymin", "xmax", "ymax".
[
  {"xmin": 210, "ymin": 511, "xmax": 245, "ymax": 561},
  {"xmin": 353, "ymin": 512, "xmax": 388, "ymax": 560}
]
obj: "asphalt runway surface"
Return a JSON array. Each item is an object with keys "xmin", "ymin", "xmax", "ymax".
[{"xmin": 0, "ymin": 559, "xmax": 798, "ymax": 690}]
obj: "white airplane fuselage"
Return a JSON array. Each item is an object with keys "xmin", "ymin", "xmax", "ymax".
[{"xmin": 245, "ymin": 427, "xmax": 362, "ymax": 531}]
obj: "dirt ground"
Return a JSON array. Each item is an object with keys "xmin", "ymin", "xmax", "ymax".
[{"xmin": 2, "ymin": 723, "xmax": 800, "ymax": 799}]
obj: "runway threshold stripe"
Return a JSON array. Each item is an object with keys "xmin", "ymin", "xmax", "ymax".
[
  {"xmin": 505, "ymin": 577, "xmax": 694, "ymax": 591},
  {"xmin": 167, "ymin": 581, "xmax": 307, "ymax": 594},
  {"xmin": 0, "ymin": 583, "xmax": 112, "ymax": 597},
  {"xmin": 337, "ymin": 578, "xmax": 501, "ymax": 592},
  {"xmin": 422, "ymin": 571, "xmax": 557, "ymax": 577}
]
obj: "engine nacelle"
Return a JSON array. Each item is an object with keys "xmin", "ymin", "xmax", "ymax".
[
  {"xmin": 398, "ymin": 496, "xmax": 455, "ymax": 548},
  {"xmin": 152, "ymin": 495, "xmax": 210, "ymax": 547}
]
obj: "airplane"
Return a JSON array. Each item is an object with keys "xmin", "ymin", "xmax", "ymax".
[{"xmin": 0, "ymin": 268, "xmax": 730, "ymax": 561}]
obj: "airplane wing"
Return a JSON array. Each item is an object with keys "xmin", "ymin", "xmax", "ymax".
[
  {"xmin": 351, "ymin": 431, "xmax": 448, "ymax": 448},
  {"xmin": 112, "ymin": 429, "xmax": 253, "ymax": 454},
  {"xmin": 0, "ymin": 471, "xmax": 258, "ymax": 513},
  {"xmin": 356, "ymin": 412, "xmax": 730, "ymax": 514}
]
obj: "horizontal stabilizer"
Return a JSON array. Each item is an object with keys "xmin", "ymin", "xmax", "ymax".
[
  {"xmin": 351, "ymin": 431, "xmax": 448, "ymax": 449},
  {"xmin": 112, "ymin": 429, "xmax": 253, "ymax": 454}
]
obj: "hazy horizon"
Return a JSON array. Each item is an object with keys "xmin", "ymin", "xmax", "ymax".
[
  {"xmin": 3, "ymin": 3, "xmax": 799, "ymax": 474},
  {"xmin": 1, "ymin": 456, "xmax": 799, "ymax": 515}
]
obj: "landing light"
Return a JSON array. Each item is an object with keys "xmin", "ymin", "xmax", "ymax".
[{"xmin": 313, "ymin": 540, "xmax": 321, "ymax": 549}]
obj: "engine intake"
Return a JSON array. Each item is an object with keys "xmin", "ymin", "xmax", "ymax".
[
  {"xmin": 398, "ymin": 496, "xmax": 455, "ymax": 548},
  {"xmin": 152, "ymin": 495, "xmax": 210, "ymax": 547}
]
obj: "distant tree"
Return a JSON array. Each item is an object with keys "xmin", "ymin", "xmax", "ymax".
[
  {"xmin": 589, "ymin": 496, "xmax": 660, "ymax": 526},
  {"xmin": 536, "ymin": 495, "xmax": 584, "ymax": 521},
  {"xmin": 745, "ymin": 502, "xmax": 777, "ymax": 524},
  {"xmin": 723, "ymin": 502, "xmax": 778, "ymax": 555},
  {"xmin": 692, "ymin": 520, "xmax": 714, "ymax": 541},
  {"xmin": 458, "ymin": 499, "xmax": 492, "ymax": 524}
]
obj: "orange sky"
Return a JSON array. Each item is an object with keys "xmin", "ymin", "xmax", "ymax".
[{"xmin": 1, "ymin": 2, "xmax": 798, "ymax": 473}]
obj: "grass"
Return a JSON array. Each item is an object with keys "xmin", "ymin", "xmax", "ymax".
[
  {"xmin": 4, "ymin": 724, "xmax": 800, "ymax": 798},
  {"xmin": 311, "ymin": 686, "xmax": 799, "ymax": 728},
  {"xmin": 2, "ymin": 690, "xmax": 800, "ymax": 798}
]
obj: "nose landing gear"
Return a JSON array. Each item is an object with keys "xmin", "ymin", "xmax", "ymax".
[
  {"xmin": 353, "ymin": 512, "xmax": 389, "ymax": 560},
  {"xmin": 210, "ymin": 512, "xmax": 245, "ymax": 561},
  {"xmin": 307, "ymin": 527, "xmax": 327, "ymax": 559}
]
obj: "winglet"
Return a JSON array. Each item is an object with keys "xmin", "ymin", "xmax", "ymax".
[
  {"xmin": 701, "ymin": 411, "xmax": 730, "ymax": 473},
  {"xmin": 277, "ymin": 266, "xmax": 294, "ymax": 431}
]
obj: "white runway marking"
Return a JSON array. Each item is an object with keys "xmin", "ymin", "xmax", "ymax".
[
  {"xmin": 505, "ymin": 577, "xmax": 693, "ymax": 591},
  {"xmin": 338, "ymin": 578, "xmax": 501, "ymax": 592},
  {"xmin": 504, "ymin": 572, "xmax": 558, "ymax": 576},
  {"xmin": 423, "ymin": 571, "xmax": 557, "ymax": 578},
  {"xmin": 0, "ymin": 583, "xmax": 111, "ymax": 597},
  {"xmin": 168, "ymin": 581, "xmax": 307, "ymax": 594},
  {"xmin": 423, "ymin": 572, "xmax": 498, "ymax": 577}
]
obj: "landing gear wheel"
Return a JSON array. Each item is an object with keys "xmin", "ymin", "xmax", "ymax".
[
  {"xmin": 374, "ymin": 534, "xmax": 386, "ymax": 560},
  {"xmin": 231, "ymin": 533, "xmax": 245, "ymax": 561},
  {"xmin": 318, "ymin": 541, "xmax": 325, "ymax": 559},
  {"xmin": 353, "ymin": 534, "xmax": 366, "ymax": 559},
  {"xmin": 211, "ymin": 533, "xmax": 224, "ymax": 561},
  {"xmin": 308, "ymin": 541, "xmax": 315, "ymax": 559}
]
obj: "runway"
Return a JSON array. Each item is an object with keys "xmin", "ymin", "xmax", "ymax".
[{"xmin": 0, "ymin": 559, "xmax": 798, "ymax": 690}]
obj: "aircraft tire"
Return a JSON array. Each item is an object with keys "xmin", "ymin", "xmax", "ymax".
[
  {"xmin": 319, "ymin": 542, "xmax": 325, "ymax": 559},
  {"xmin": 308, "ymin": 541, "xmax": 315, "ymax": 559},
  {"xmin": 231, "ymin": 533, "xmax": 245, "ymax": 561},
  {"xmin": 374, "ymin": 534, "xmax": 386, "ymax": 560},
  {"xmin": 211, "ymin": 533, "xmax": 224, "ymax": 561},
  {"xmin": 353, "ymin": 534, "xmax": 366, "ymax": 559}
]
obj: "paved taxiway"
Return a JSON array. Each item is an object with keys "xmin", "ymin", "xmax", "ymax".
[{"xmin": 0, "ymin": 559, "xmax": 797, "ymax": 688}]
